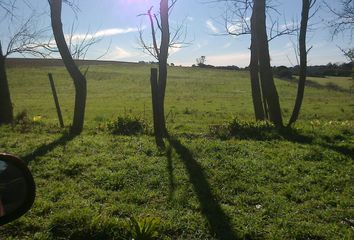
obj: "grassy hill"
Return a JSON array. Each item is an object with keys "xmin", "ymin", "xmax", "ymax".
[
  {"xmin": 0, "ymin": 60, "xmax": 353, "ymax": 239},
  {"xmin": 5, "ymin": 60, "xmax": 354, "ymax": 131}
]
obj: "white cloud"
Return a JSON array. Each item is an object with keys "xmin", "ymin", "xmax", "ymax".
[
  {"xmin": 94, "ymin": 27, "xmax": 140, "ymax": 37},
  {"xmin": 226, "ymin": 17, "xmax": 250, "ymax": 36},
  {"xmin": 66, "ymin": 27, "xmax": 141, "ymax": 42},
  {"xmin": 206, "ymin": 20, "xmax": 219, "ymax": 34},
  {"xmin": 106, "ymin": 47, "xmax": 134, "ymax": 60},
  {"xmin": 170, "ymin": 43, "xmax": 183, "ymax": 55}
]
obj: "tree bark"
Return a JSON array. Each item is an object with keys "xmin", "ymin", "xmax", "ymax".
[
  {"xmin": 49, "ymin": 0, "xmax": 87, "ymax": 134},
  {"xmin": 288, "ymin": 0, "xmax": 310, "ymax": 126},
  {"xmin": 157, "ymin": 0, "xmax": 170, "ymax": 136},
  {"xmin": 0, "ymin": 42, "xmax": 13, "ymax": 124},
  {"xmin": 253, "ymin": 0, "xmax": 283, "ymax": 127},
  {"xmin": 150, "ymin": 68, "xmax": 164, "ymax": 148},
  {"xmin": 249, "ymin": 12, "xmax": 265, "ymax": 121}
]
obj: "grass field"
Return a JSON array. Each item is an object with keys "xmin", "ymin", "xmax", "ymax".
[
  {"xmin": 0, "ymin": 61, "xmax": 353, "ymax": 239},
  {"xmin": 307, "ymin": 76, "xmax": 353, "ymax": 90}
]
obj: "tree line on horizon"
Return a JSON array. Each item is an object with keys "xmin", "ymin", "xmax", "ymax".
[{"xmin": 192, "ymin": 59, "xmax": 353, "ymax": 78}]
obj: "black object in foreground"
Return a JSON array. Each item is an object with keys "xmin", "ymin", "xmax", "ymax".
[{"xmin": 0, "ymin": 153, "xmax": 35, "ymax": 226}]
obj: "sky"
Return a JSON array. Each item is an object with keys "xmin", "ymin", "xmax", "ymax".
[{"xmin": 1, "ymin": 0, "xmax": 353, "ymax": 67}]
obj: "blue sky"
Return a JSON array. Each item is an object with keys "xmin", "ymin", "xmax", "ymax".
[{"xmin": 1, "ymin": 0, "xmax": 352, "ymax": 67}]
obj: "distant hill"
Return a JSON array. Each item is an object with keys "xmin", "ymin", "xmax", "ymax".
[{"xmin": 6, "ymin": 58, "xmax": 137, "ymax": 68}]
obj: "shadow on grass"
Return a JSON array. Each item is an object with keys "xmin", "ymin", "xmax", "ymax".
[
  {"xmin": 269, "ymin": 130, "xmax": 354, "ymax": 159},
  {"xmin": 213, "ymin": 125, "xmax": 353, "ymax": 160},
  {"xmin": 278, "ymin": 76, "xmax": 351, "ymax": 93},
  {"xmin": 238, "ymin": 128, "xmax": 314, "ymax": 144},
  {"xmin": 166, "ymin": 146, "xmax": 176, "ymax": 200},
  {"xmin": 22, "ymin": 132, "xmax": 76, "ymax": 164},
  {"xmin": 279, "ymin": 129, "xmax": 353, "ymax": 160},
  {"xmin": 167, "ymin": 135, "xmax": 240, "ymax": 240},
  {"xmin": 320, "ymin": 143, "xmax": 354, "ymax": 160},
  {"xmin": 210, "ymin": 123, "xmax": 314, "ymax": 144}
]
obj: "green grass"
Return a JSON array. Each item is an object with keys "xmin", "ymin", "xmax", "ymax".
[
  {"xmin": 0, "ymin": 62, "xmax": 353, "ymax": 239},
  {"xmin": 7, "ymin": 63, "xmax": 354, "ymax": 132},
  {"xmin": 308, "ymin": 76, "xmax": 354, "ymax": 90}
]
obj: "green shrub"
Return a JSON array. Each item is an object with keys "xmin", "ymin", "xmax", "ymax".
[
  {"xmin": 209, "ymin": 124, "xmax": 230, "ymax": 140},
  {"xmin": 210, "ymin": 117, "xmax": 277, "ymax": 140},
  {"xmin": 12, "ymin": 110, "xmax": 42, "ymax": 133},
  {"xmin": 229, "ymin": 118, "xmax": 279, "ymax": 140},
  {"xmin": 107, "ymin": 116, "xmax": 147, "ymax": 135},
  {"xmin": 14, "ymin": 110, "xmax": 31, "ymax": 125}
]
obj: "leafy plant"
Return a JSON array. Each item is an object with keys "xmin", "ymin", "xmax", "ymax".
[
  {"xmin": 128, "ymin": 217, "xmax": 160, "ymax": 240},
  {"xmin": 49, "ymin": 209, "xmax": 129, "ymax": 240}
]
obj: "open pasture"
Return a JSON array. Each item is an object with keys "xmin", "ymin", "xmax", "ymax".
[{"xmin": 6, "ymin": 62, "xmax": 354, "ymax": 132}]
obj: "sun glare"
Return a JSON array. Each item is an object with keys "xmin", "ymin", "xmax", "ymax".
[
  {"xmin": 117, "ymin": 0, "xmax": 154, "ymax": 16},
  {"xmin": 126, "ymin": 0, "xmax": 151, "ymax": 4},
  {"xmin": 120, "ymin": 0, "xmax": 153, "ymax": 9}
]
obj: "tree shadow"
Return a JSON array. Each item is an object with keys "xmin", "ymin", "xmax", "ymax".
[
  {"xmin": 166, "ymin": 145, "xmax": 176, "ymax": 200},
  {"xmin": 278, "ymin": 130, "xmax": 353, "ymax": 160},
  {"xmin": 278, "ymin": 129, "xmax": 314, "ymax": 144},
  {"xmin": 167, "ymin": 135, "xmax": 240, "ymax": 240},
  {"xmin": 320, "ymin": 142, "xmax": 354, "ymax": 160},
  {"xmin": 214, "ymin": 126, "xmax": 353, "ymax": 160},
  {"xmin": 22, "ymin": 132, "xmax": 76, "ymax": 164}
]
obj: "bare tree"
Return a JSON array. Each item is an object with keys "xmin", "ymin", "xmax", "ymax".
[
  {"xmin": 139, "ymin": 1, "xmax": 185, "ymax": 60},
  {"xmin": 214, "ymin": 0, "xmax": 318, "ymax": 126},
  {"xmin": 0, "ymin": 0, "xmax": 15, "ymax": 16},
  {"xmin": 48, "ymin": 0, "xmax": 87, "ymax": 134},
  {"xmin": 0, "ymin": 5, "xmax": 49, "ymax": 124},
  {"xmin": 249, "ymin": 9, "xmax": 266, "ymax": 120},
  {"xmin": 325, "ymin": 0, "xmax": 354, "ymax": 39},
  {"xmin": 288, "ymin": 0, "xmax": 317, "ymax": 126},
  {"xmin": 219, "ymin": 0, "xmax": 284, "ymax": 125},
  {"xmin": 218, "ymin": 0, "xmax": 297, "ymax": 40},
  {"xmin": 214, "ymin": 0, "xmax": 297, "ymax": 124},
  {"xmin": 253, "ymin": 0, "xmax": 283, "ymax": 127},
  {"xmin": 65, "ymin": 21, "xmax": 103, "ymax": 61},
  {"xmin": 338, "ymin": 46, "xmax": 354, "ymax": 63},
  {"xmin": 139, "ymin": 0, "xmax": 185, "ymax": 146}
]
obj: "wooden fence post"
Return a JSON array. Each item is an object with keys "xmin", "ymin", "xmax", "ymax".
[{"xmin": 48, "ymin": 73, "xmax": 64, "ymax": 128}]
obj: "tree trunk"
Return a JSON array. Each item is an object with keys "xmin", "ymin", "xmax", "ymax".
[
  {"xmin": 249, "ymin": 12, "xmax": 265, "ymax": 121},
  {"xmin": 0, "ymin": 42, "xmax": 13, "ymax": 124},
  {"xmin": 253, "ymin": 0, "xmax": 283, "ymax": 127},
  {"xmin": 288, "ymin": 0, "xmax": 310, "ymax": 126},
  {"xmin": 157, "ymin": 0, "xmax": 170, "ymax": 136},
  {"xmin": 150, "ymin": 68, "xmax": 164, "ymax": 148},
  {"xmin": 49, "ymin": 0, "xmax": 87, "ymax": 134}
]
